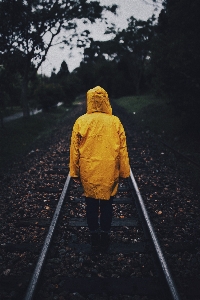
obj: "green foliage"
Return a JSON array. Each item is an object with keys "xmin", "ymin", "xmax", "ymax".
[
  {"xmin": 76, "ymin": 56, "xmax": 144, "ymax": 99},
  {"xmin": 75, "ymin": 61, "xmax": 96, "ymax": 92},
  {"xmin": 57, "ymin": 61, "xmax": 70, "ymax": 79},
  {"xmin": 0, "ymin": 0, "xmax": 115, "ymax": 69},
  {"xmin": 49, "ymin": 61, "xmax": 83, "ymax": 105},
  {"xmin": 79, "ymin": 16, "xmax": 156, "ymax": 97},
  {"xmin": 0, "ymin": 54, "xmax": 22, "ymax": 107},
  {"xmin": 115, "ymin": 16, "xmax": 156, "ymax": 95},
  {"xmin": 34, "ymin": 83, "xmax": 65, "ymax": 111},
  {"xmin": 62, "ymin": 73, "xmax": 83, "ymax": 105}
]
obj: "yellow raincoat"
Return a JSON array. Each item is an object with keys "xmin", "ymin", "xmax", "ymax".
[{"xmin": 70, "ymin": 86, "xmax": 130, "ymax": 200}]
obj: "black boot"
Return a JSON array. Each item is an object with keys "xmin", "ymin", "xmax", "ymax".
[
  {"xmin": 91, "ymin": 232, "xmax": 100, "ymax": 251},
  {"xmin": 100, "ymin": 232, "xmax": 110, "ymax": 252}
]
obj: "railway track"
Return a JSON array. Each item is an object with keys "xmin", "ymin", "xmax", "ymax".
[
  {"xmin": 22, "ymin": 166, "xmax": 180, "ymax": 300},
  {"xmin": 1, "ymin": 100, "xmax": 200, "ymax": 300}
]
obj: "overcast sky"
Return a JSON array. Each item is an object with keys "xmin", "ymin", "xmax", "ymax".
[{"xmin": 39, "ymin": 0, "xmax": 162, "ymax": 77}]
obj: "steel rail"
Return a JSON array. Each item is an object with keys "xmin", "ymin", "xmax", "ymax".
[
  {"xmin": 130, "ymin": 168, "xmax": 181, "ymax": 300},
  {"xmin": 24, "ymin": 168, "xmax": 181, "ymax": 300},
  {"xmin": 24, "ymin": 173, "xmax": 71, "ymax": 300}
]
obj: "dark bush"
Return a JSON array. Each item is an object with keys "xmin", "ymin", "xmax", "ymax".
[{"xmin": 34, "ymin": 83, "xmax": 65, "ymax": 111}]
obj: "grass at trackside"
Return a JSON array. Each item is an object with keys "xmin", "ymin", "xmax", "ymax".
[
  {"xmin": 114, "ymin": 94, "xmax": 200, "ymax": 150},
  {"xmin": 114, "ymin": 94, "xmax": 200, "ymax": 189},
  {"xmin": 0, "ymin": 105, "xmax": 74, "ymax": 171},
  {"xmin": 114, "ymin": 94, "xmax": 182, "ymax": 138}
]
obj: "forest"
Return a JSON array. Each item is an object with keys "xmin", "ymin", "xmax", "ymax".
[{"xmin": 0, "ymin": 0, "xmax": 200, "ymax": 134}]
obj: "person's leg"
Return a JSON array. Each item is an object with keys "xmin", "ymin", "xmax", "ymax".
[
  {"xmin": 85, "ymin": 197, "xmax": 100, "ymax": 249},
  {"xmin": 100, "ymin": 196, "xmax": 113, "ymax": 231},
  {"xmin": 85, "ymin": 197, "xmax": 99, "ymax": 231},
  {"xmin": 99, "ymin": 197, "xmax": 114, "ymax": 251}
]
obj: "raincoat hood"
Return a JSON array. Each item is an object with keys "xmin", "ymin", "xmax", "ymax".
[{"xmin": 86, "ymin": 86, "xmax": 112, "ymax": 115}]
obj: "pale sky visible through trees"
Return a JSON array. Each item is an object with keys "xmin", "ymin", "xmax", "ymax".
[{"xmin": 39, "ymin": 0, "xmax": 162, "ymax": 76}]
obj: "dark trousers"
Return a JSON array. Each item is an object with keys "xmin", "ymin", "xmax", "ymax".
[{"xmin": 85, "ymin": 197, "xmax": 113, "ymax": 232}]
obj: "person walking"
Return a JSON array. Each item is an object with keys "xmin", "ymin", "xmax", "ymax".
[{"xmin": 70, "ymin": 86, "xmax": 130, "ymax": 251}]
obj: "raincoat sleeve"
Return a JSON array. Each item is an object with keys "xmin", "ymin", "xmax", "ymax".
[
  {"xmin": 118, "ymin": 122, "xmax": 130, "ymax": 178},
  {"xmin": 70, "ymin": 120, "xmax": 81, "ymax": 178}
]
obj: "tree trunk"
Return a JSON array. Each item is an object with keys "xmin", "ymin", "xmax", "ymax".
[
  {"xmin": 21, "ymin": 76, "xmax": 30, "ymax": 118},
  {"xmin": 134, "ymin": 65, "xmax": 144, "ymax": 96},
  {"xmin": 136, "ymin": 85, "xmax": 140, "ymax": 95},
  {"xmin": 0, "ymin": 92, "xmax": 5, "ymax": 128}
]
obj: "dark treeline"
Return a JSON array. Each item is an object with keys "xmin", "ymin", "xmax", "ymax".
[
  {"xmin": 0, "ymin": 0, "xmax": 117, "ymax": 119},
  {"xmin": 151, "ymin": 0, "xmax": 200, "ymax": 133},
  {"xmin": 0, "ymin": 0, "xmax": 199, "ymax": 132}
]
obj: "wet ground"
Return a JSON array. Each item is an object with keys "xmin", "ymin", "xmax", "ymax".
[
  {"xmin": 3, "ymin": 102, "xmax": 63, "ymax": 123},
  {"xmin": 3, "ymin": 109, "xmax": 42, "ymax": 123}
]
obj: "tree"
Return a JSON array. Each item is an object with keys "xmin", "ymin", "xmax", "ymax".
[
  {"xmin": 0, "ymin": 0, "xmax": 117, "ymax": 117},
  {"xmin": 34, "ymin": 82, "xmax": 65, "ymax": 111},
  {"xmin": 62, "ymin": 72, "xmax": 83, "ymax": 105},
  {"xmin": 57, "ymin": 60, "xmax": 70, "ymax": 79},
  {"xmin": 150, "ymin": 0, "xmax": 200, "ymax": 131},
  {"xmin": 82, "ymin": 17, "xmax": 156, "ymax": 95},
  {"xmin": 77, "ymin": 15, "xmax": 154, "ymax": 97},
  {"xmin": 0, "ymin": 52, "xmax": 24, "ymax": 126},
  {"xmin": 114, "ymin": 16, "xmax": 156, "ymax": 95}
]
